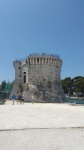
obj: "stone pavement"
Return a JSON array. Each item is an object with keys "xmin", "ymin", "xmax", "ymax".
[{"xmin": 0, "ymin": 100, "xmax": 84, "ymax": 150}]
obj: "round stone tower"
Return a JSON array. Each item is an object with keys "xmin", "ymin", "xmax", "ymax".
[{"xmin": 11, "ymin": 53, "xmax": 66, "ymax": 102}]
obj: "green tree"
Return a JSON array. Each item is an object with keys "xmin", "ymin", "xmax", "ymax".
[
  {"xmin": 0, "ymin": 80, "xmax": 6, "ymax": 91},
  {"xmin": 73, "ymin": 76, "xmax": 84, "ymax": 93},
  {"xmin": 61, "ymin": 76, "xmax": 84, "ymax": 96},
  {"xmin": 61, "ymin": 77, "xmax": 73, "ymax": 95},
  {"xmin": 5, "ymin": 82, "xmax": 13, "ymax": 93}
]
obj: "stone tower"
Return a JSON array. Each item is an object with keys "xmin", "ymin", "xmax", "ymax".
[{"xmin": 11, "ymin": 53, "xmax": 66, "ymax": 102}]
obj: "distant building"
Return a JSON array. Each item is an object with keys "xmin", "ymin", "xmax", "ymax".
[{"xmin": 11, "ymin": 53, "xmax": 66, "ymax": 102}]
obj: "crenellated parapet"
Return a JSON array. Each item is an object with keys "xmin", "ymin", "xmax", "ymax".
[{"xmin": 27, "ymin": 54, "xmax": 62, "ymax": 68}]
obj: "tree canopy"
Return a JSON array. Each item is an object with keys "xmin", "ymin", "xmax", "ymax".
[
  {"xmin": 0, "ymin": 81, "xmax": 13, "ymax": 93},
  {"xmin": 61, "ymin": 76, "xmax": 84, "ymax": 96}
]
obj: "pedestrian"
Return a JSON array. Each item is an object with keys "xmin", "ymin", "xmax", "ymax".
[
  {"xmin": 31, "ymin": 94, "xmax": 34, "ymax": 104},
  {"xmin": 12, "ymin": 94, "xmax": 16, "ymax": 105},
  {"xmin": 21, "ymin": 93, "xmax": 24, "ymax": 104}
]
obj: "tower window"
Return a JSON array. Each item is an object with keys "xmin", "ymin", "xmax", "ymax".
[
  {"xmin": 37, "ymin": 58, "xmax": 39, "ymax": 62},
  {"xmin": 23, "ymin": 75, "xmax": 26, "ymax": 83},
  {"xmin": 23, "ymin": 72, "xmax": 26, "ymax": 83}
]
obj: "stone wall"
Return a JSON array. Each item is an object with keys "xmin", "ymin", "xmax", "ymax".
[{"xmin": 11, "ymin": 54, "xmax": 66, "ymax": 102}]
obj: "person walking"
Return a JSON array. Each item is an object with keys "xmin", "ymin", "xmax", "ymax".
[
  {"xmin": 12, "ymin": 94, "xmax": 16, "ymax": 105},
  {"xmin": 31, "ymin": 94, "xmax": 34, "ymax": 104},
  {"xmin": 21, "ymin": 93, "xmax": 24, "ymax": 104}
]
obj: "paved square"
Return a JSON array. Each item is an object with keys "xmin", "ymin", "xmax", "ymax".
[{"xmin": 0, "ymin": 100, "xmax": 84, "ymax": 150}]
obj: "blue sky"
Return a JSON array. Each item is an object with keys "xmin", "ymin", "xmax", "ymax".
[{"xmin": 0, "ymin": 0, "xmax": 84, "ymax": 83}]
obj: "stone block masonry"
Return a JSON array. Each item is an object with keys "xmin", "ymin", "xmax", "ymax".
[{"xmin": 11, "ymin": 53, "xmax": 66, "ymax": 102}]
